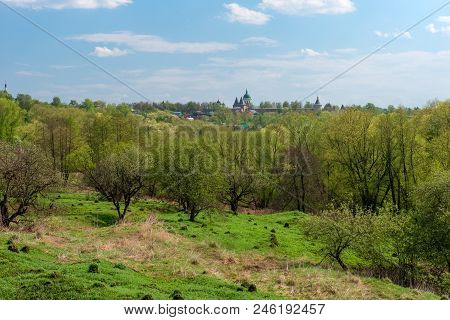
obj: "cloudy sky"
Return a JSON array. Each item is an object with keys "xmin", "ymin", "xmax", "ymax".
[{"xmin": 1, "ymin": 0, "xmax": 449, "ymax": 107}]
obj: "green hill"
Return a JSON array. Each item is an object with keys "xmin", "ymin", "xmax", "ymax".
[{"xmin": 0, "ymin": 193, "xmax": 439, "ymax": 300}]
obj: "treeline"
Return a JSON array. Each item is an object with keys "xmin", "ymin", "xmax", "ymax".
[
  {"xmin": 0, "ymin": 91, "xmax": 448, "ymax": 294},
  {"xmin": 5, "ymin": 91, "xmax": 226, "ymax": 114}
]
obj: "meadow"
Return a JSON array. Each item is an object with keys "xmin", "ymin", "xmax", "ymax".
[{"xmin": 0, "ymin": 192, "xmax": 439, "ymax": 300}]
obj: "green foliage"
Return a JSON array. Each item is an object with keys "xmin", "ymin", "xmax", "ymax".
[
  {"xmin": 306, "ymin": 207, "xmax": 370, "ymax": 271},
  {"xmin": 162, "ymin": 141, "xmax": 223, "ymax": 221},
  {"xmin": 1, "ymin": 92, "xmax": 448, "ymax": 297},
  {"xmin": 16, "ymin": 94, "xmax": 34, "ymax": 111},
  {"xmin": 51, "ymin": 97, "xmax": 62, "ymax": 107},
  {"xmin": 0, "ymin": 98, "xmax": 21, "ymax": 141},
  {"xmin": 83, "ymin": 146, "xmax": 147, "ymax": 221},
  {"xmin": 0, "ymin": 142, "xmax": 58, "ymax": 227},
  {"xmin": 412, "ymin": 171, "xmax": 449, "ymax": 271},
  {"xmin": 88, "ymin": 264, "xmax": 99, "ymax": 274}
]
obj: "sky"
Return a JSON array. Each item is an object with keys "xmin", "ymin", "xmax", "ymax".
[{"xmin": 0, "ymin": 0, "xmax": 449, "ymax": 107}]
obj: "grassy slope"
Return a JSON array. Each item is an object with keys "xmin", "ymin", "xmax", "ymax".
[{"xmin": 0, "ymin": 193, "xmax": 439, "ymax": 300}]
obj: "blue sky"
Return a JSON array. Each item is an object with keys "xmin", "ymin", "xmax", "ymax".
[{"xmin": 1, "ymin": 0, "xmax": 449, "ymax": 107}]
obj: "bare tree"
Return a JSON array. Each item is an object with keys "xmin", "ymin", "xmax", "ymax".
[{"xmin": 0, "ymin": 142, "xmax": 57, "ymax": 227}]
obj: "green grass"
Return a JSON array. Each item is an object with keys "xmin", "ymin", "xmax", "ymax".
[
  {"xmin": 0, "ymin": 192, "xmax": 441, "ymax": 300},
  {"xmin": 0, "ymin": 233, "xmax": 280, "ymax": 300}
]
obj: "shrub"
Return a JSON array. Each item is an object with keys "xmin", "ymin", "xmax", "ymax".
[
  {"xmin": 248, "ymin": 284, "xmax": 257, "ymax": 292},
  {"xmin": 170, "ymin": 290, "xmax": 184, "ymax": 300},
  {"xmin": 270, "ymin": 234, "xmax": 279, "ymax": 248},
  {"xmin": 113, "ymin": 263, "xmax": 126, "ymax": 270},
  {"xmin": 305, "ymin": 207, "xmax": 368, "ymax": 271},
  {"xmin": 20, "ymin": 246, "xmax": 30, "ymax": 253},
  {"xmin": 88, "ymin": 264, "xmax": 99, "ymax": 274}
]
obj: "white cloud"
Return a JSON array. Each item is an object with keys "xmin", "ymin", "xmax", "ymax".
[
  {"xmin": 203, "ymin": 50, "xmax": 450, "ymax": 106},
  {"xmin": 51, "ymin": 65, "xmax": 78, "ymax": 70},
  {"xmin": 399, "ymin": 31, "xmax": 412, "ymax": 39},
  {"xmin": 374, "ymin": 31, "xmax": 389, "ymax": 38},
  {"xmin": 16, "ymin": 70, "xmax": 49, "ymax": 77},
  {"xmin": 91, "ymin": 46, "xmax": 129, "ymax": 57},
  {"xmin": 120, "ymin": 69, "xmax": 146, "ymax": 75},
  {"xmin": 241, "ymin": 37, "xmax": 278, "ymax": 46},
  {"xmin": 224, "ymin": 3, "xmax": 271, "ymax": 25},
  {"xmin": 426, "ymin": 17, "xmax": 450, "ymax": 35},
  {"xmin": 426, "ymin": 23, "xmax": 439, "ymax": 34},
  {"xmin": 259, "ymin": 0, "xmax": 355, "ymax": 15},
  {"xmin": 70, "ymin": 32, "xmax": 237, "ymax": 54},
  {"xmin": 374, "ymin": 30, "xmax": 412, "ymax": 39},
  {"xmin": 299, "ymin": 48, "xmax": 321, "ymax": 57},
  {"xmin": 2, "ymin": 0, "xmax": 132, "ymax": 9},
  {"xmin": 269, "ymin": 48, "xmax": 324, "ymax": 59},
  {"xmin": 333, "ymin": 48, "xmax": 357, "ymax": 54},
  {"xmin": 437, "ymin": 16, "xmax": 450, "ymax": 23},
  {"xmin": 32, "ymin": 50, "xmax": 450, "ymax": 107}
]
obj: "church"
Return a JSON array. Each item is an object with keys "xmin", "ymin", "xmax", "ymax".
[{"xmin": 232, "ymin": 89, "xmax": 252, "ymax": 112}]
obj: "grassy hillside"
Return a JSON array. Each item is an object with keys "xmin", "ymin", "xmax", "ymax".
[{"xmin": 0, "ymin": 193, "xmax": 439, "ymax": 300}]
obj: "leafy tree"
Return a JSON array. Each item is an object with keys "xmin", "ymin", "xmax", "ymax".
[
  {"xmin": 81, "ymin": 98, "xmax": 95, "ymax": 111},
  {"xmin": 0, "ymin": 98, "xmax": 21, "ymax": 141},
  {"xmin": 94, "ymin": 100, "xmax": 106, "ymax": 109},
  {"xmin": 29, "ymin": 106, "xmax": 84, "ymax": 181},
  {"xmin": 281, "ymin": 114, "xmax": 324, "ymax": 212},
  {"xmin": 16, "ymin": 94, "xmax": 34, "ymax": 111},
  {"xmin": 83, "ymin": 146, "xmax": 147, "ymax": 222},
  {"xmin": 0, "ymin": 90, "xmax": 13, "ymax": 100},
  {"xmin": 376, "ymin": 110, "xmax": 417, "ymax": 210},
  {"xmin": 326, "ymin": 109, "xmax": 386, "ymax": 211},
  {"xmin": 218, "ymin": 132, "xmax": 254, "ymax": 214},
  {"xmin": 412, "ymin": 171, "xmax": 450, "ymax": 271},
  {"xmin": 306, "ymin": 207, "xmax": 368, "ymax": 271},
  {"xmin": 0, "ymin": 142, "xmax": 57, "ymax": 227},
  {"xmin": 163, "ymin": 141, "xmax": 222, "ymax": 222},
  {"xmin": 51, "ymin": 96, "xmax": 62, "ymax": 107}
]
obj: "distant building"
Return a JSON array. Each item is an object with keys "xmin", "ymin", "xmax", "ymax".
[
  {"xmin": 231, "ymin": 90, "xmax": 328, "ymax": 115},
  {"xmin": 303, "ymin": 97, "xmax": 323, "ymax": 113},
  {"xmin": 314, "ymin": 97, "xmax": 322, "ymax": 109},
  {"xmin": 233, "ymin": 89, "xmax": 252, "ymax": 112}
]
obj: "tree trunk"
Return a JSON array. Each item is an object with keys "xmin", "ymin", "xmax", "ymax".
[
  {"xmin": 0, "ymin": 201, "xmax": 9, "ymax": 227},
  {"xmin": 114, "ymin": 203, "xmax": 123, "ymax": 222},
  {"xmin": 230, "ymin": 201, "xmax": 238, "ymax": 215},
  {"xmin": 300, "ymin": 173, "xmax": 306, "ymax": 213},
  {"xmin": 335, "ymin": 254, "xmax": 348, "ymax": 271},
  {"xmin": 121, "ymin": 203, "xmax": 130, "ymax": 222}
]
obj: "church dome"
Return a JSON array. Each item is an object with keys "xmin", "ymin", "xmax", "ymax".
[{"xmin": 243, "ymin": 89, "xmax": 251, "ymax": 100}]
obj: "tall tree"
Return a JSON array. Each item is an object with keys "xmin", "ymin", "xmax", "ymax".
[
  {"xmin": 83, "ymin": 146, "xmax": 147, "ymax": 222},
  {"xmin": 0, "ymin": 98, "xmax": 21, "ymax": 141},
  {"xmin": 326, "ymin": 109, "xmax": 386, "ymax": 211}
]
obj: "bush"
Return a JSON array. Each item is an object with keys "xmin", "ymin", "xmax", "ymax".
[
  {"xmin": 306, "ymin": 207, "xmax": 369, "ymax": 271},
  {"xmin": 248, "ymin": 284, "xmax": 257, "ymax": 292},
  {"xmin": 113, "ymin": 263, "xmax": 126, "ymax": 270},
  {"xmin": 170, "ymin": 290, "xmax": 184, "ymax": 300},
  {"xmin": 20, "ymin": 246, "xmax": 30, "ymax": 253},
  {"xmin": 270, "ymin": 234, "xmax": 279, "ymax": 248},
  {"xmin": 88, "ymin": 264, "xmax": 99, "ymax": 274}
]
